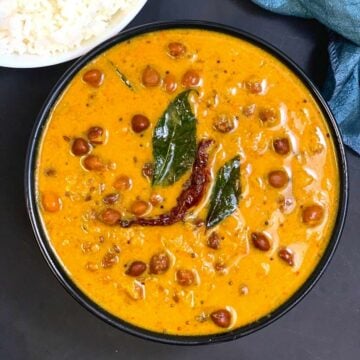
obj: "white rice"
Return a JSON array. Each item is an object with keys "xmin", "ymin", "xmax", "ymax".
[{"xmin": 0, "ymin": 0, "xmax": 133, "ymax": 55}]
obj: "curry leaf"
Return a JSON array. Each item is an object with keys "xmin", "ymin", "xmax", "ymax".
[
  {"xmin": 206, "ymin": 156, "xmax": 241, "ymax": 228},
  {"xmin": 109, "ymin": 61, "xmax": 135, "ymax": 91},
  {"xmin": 152, "ymin": 90, "xmax": 197, "ymax": 186}
]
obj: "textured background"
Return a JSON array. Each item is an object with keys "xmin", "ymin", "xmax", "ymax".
[{"xmin": 1, "ymin": 0, "xmax": 359, "ymax": 359}]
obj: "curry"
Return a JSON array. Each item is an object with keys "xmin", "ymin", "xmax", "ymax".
[{"xmin": 36, "ymin": 29, "xmax": 339, "ymax": 335}]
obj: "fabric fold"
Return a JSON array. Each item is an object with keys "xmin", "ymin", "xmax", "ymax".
[{"xmin": 252, "ymin": 0, "xmax": 360, "ymax": 154}]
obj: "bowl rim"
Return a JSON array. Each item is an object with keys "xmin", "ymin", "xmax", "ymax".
[
  {"xmin": 24, "ymin": 20, "xmax": 349, "ymax": 345},
  {"xmin": 0, "ymin": 0, "xmax": 148, "ymax": 68}
]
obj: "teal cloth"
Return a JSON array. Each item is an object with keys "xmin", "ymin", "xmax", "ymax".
[{"xmin": 252, "ymin": 0, "xmax": 360, "ymax": 154}]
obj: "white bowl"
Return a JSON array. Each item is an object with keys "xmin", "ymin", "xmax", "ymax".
[{"xmin": 0, "ymin": 0, "xmax": 147, "ymax": 68}]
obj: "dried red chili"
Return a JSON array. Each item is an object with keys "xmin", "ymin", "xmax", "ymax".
[{"xmin": 119, "ymin": 139, "xmax": 214, "ymax": 227}]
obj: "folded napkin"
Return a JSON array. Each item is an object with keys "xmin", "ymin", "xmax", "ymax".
[{"xmin": 252, "ymin": 0, "xmax": 360, "ymax": 154}]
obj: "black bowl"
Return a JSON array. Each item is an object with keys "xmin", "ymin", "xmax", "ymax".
[{"xmin": 25, "ymin": 21, "xmax": 348, "ymax": 345}]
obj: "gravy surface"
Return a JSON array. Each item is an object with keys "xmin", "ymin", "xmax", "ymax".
[{"xmin": 37, "ymin": 29, "xmax": 339, "ymax": 335}]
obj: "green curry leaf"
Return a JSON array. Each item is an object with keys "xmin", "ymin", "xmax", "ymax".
[
  {"xmin": 109, "ymin": 60, "xmax": 135, "ymax": 91},
  {"xmin": 206, "ymin": 156, "xmax": 241, "ymax": 228},
  {"xmin": 152, "ymin": 90, "xmax": 197, "ymax": 186}
]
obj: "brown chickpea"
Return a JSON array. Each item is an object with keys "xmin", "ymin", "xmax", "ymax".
[
  {"xmin": 242, "ymin": 104, "xmax": 256, "ymax": 117},
  {"xmin": 126, "ymin": 261, "xmax": 147, "ymax": 277},
  {"xmin": 213, "ymin": 114, "xmax": 236, "ymax": 133},
  {"xmin": 278, "ymin": 248, "xmax": 294, "ymax": 266},
  {"xmin": 268, "ymin": 170, "xmax": 289, "ymax": 188},
  {"xmin": 131, "ymin": 114, "xmax": 150, "ymax": 133},
  {"xmin": 142, "ymin": 65, "xmax": 161, "ymax": 87},
  {"xmin": 149, "ymin": 193, "xmax": 163, "ymax": 206},
  {"xmin": 214, "ymin": 262, "xmax": 227, "ymax": 273},
  {"xmin": 163, "ymin": 73, "xmax": 177, "ymax": 93},
  {"xmin": 100, "ymin": 208, "xmax": 121, "ymax": 226},
  {"xmin": 245, "ymin": 80, "xmax": 263, "ymax": 94},
  {"xmin": 71, "ymin": 138, "xmax": 90, "ymax": 156},
  {"xmin": 273, "ymin": 137, "xmax": 290, "ymax": 155},
  {"xmin": 259, "ymin": 108, "xmax": 277, "ymax": 123},
  {"xmin": 83, "ymin": 155, "xmax": 104, "ymax": 171},
  {"xmin": 251, "ymin": 232, "xmax": 271, "ymax": 251},
  {"xmin": 181, "ymin": 69, "xmax": 201, "ymax": 88},
  {"xmin": 101, "ymin": 251, "xmax": 119, "ymax": 268},
  {"xmin": 131, "ymin": 200, "xmax": 150, "ymax": 216},
  {"xmin": 210, "ymin": 309, "xmax": 232, "ymax": 328},
  {"xmin": 302, "ymin": 204, "xmax": 324, "ymax": 226},
  {"xmin": 87, "ymin": 126, "xmax": 105, "ymax": 144},
  {"xmin": 42, "ymin": 192, "xmax": 62, "ymax": 213},
  {"xmin": 207, "ymin": 232, "xmax": 221, "ymax": 250},
  {"xmin": 113, "ymin": 175, "xmax": 132, "ymax": 190},
  {"xmin": 102, "ymin": 193, "xmax": 120, "ymax": 205},
  {"xmin": 176, "ymin": 269, "xmax": 195, "ymax": 286},
  {"xmin": 82, "ymin": 69, "xmax": 104, "ymax": 87},
  {"xmin": 167, "ymin": 42, "xmax": 187, "ymax": 58},
  {"xmin": 149, "ymin": 252, "xmax": 170, "ymax": 274}
]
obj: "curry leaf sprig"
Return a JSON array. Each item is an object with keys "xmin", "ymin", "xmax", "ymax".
[
  {"xmin": 206, "ymin": 156, "xmax": 241, "ymax": 229},
  {"xmin": 152, "ymin": 90, "xmax": 197, "ymax": 186}
]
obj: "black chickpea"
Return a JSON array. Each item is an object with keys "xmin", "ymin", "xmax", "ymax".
[
  {"xmin": 302, "ymin": 204, "xmax": 324, "ymax": 226},
  {"xmin": 149, "ymin": 252, "xmax": 170, "ymax": 274},
  {"xmin": 268, "ymin": 170, "xmax": 289, "ymax": 188},
  {"xmin": 273, "ymin": 137, "xmax": 290, "ymax": 155},
  {"xmin": 113, "ymin": 175, "xmax": 132, "ymax": 190},
  {"xmin": 182, "ymin": 69, "xmax": 201, "ymax": 88},
  {"xmin": 210, "ymin": 309, "xmax": 232, "ymax": 328},
  {"xmin": 278, "ymin": 248, "xmax": 294, "ymax": 266},
  {"xmin": 176, "ymin": 269, "xmax": 195, "ymax": 286},
  {"xmin": 71, "ymin": 138, "xmax": 90, "ymax": 156},
  {"xmin": 168, "ymin": 42, "xmax": 187, "ymax": 58},
  {"xmin": 100, "ymin": 208, "xmax": 121, "ymax": 226},
  {"xmin": 131, "ymin": 114, "xmax": 150, "ymax": 133},
  {"xmin": 163, "ymin": 73, "xmax": 177, "ymax": 93},
  {"xmin": 251, "ymin": 232, "xmax": 271, "ymax": 251},
  {"xmin": 82, "ymin": 69, "xmax": 104, "ymax": 87},
  {"xmin": 259, "ymin": 108, "xmax": 277, "ymax": 123},
  {"xmin": 87, "ymin": 126, "xmax": 105, "ymax": 144},
  {"xmin": 83, "ymin": 154, "xmax": 104, "ymax": 171},
  {"xmin": 245, "ymin": 80, "xmax": 263, "ymax": 94},
  {"xmin": 213, "ymin": 115, "xmax": 236, "ymax": 133},
  {"xmin": 142, "ymin": 65, "xmax": 161, "ymax": 87},
  {"xmin": 207, "ymin": 232, "xmax": 221, "ymax": 250},
  {"xmin": 126, "ymin": 261, "xmax": 147, "ymax": 277},
  {"xmin": 131, "ymin": 200, "xmax": 150, "ymax": 216},
  {"xmin": 102, "ymin": 193, "xmax": 120, "ymax": 205}
]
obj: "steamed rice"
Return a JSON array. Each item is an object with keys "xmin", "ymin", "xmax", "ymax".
[{"xmin": 0, "ymin": 0, "xmax": 133, "ymax": 56}]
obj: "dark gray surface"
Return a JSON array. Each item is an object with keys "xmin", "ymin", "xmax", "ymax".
[{"xmin": 0, "ymin": 0, "xmax": 359, "ymax": 359}]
